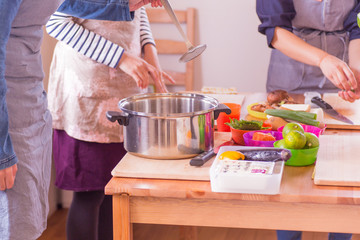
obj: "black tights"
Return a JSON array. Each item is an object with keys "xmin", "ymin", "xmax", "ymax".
[{"xmin": 66, "ymin": 191, "xmax": 113, "ymax": 240}]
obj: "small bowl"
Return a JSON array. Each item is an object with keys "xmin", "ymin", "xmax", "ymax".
[
  {"xmin": 230, "ymin": 128, "xmax": 250, "ymax": 145},
  {"xmin": 246, "ymin": 103, "xmax": 268, "ymax": 120},
  {"xmin": 274, "ymin": 140, "xmax": 319, "ymax": 166},
  {"xmin": 230, "ymin": 122, "xmax": 273, "ymax": 146},
  {"xmin": 278, "ymin": 124, "xmax": 325, "ymax": 137},
  {"xmin": 243, "ymin": 130, "xmax": 283, "ymax": 147}
]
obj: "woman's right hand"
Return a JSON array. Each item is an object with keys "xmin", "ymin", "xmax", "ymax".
[
  {"xmin": 0, "ymin": 164, "xmax": 17, "ymax": 191},
  {"xmin": 117, "ymin": 51, "xmax": 162, "ymax": 89},
  {"xmin": 319, "ymin": 54, "xmax": 357, "ymax": 92}
]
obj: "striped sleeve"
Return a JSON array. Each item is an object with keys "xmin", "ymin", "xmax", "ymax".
[
  {"xmin": 45, "ymin": 12, "xmax": 124, "ymax": 68},
  {"xmin": 139, "ymin": 8, "xmax": 156, "ymax": 48}
]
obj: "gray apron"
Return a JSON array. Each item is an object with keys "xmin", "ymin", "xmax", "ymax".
[
  {"xmin": 0, "ymin": 0, "xmax": 62, "ymax": 239},
  {"xmin": 267, "ymin": 0, "xmax": 357, "ymax": 93}
]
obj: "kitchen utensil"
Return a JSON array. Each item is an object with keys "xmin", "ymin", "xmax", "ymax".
[
  {"xmin": 304, "ymin": 91, "xmax": 321, "ymax": 108},
  {"xmin": 106, "ymin": 93, "xmax": 230, "ymax": 159},
  {"xmin": 210, "ymin": 146, "xmax": 285, "ymax": 195},
  {"xmin": 160, "ymin": 0, "xmax": 206, "ymax": 62},
  {"xmin": 311, "ymin": 96, "xmax": 354, "ymax": 125},
  {"xmin": 314, "ymin": 134, "xmax": 360, "ymax": 187},
  {"xmin": 189, "ymin": 149, "xmax": 216, "ymax": 166}
]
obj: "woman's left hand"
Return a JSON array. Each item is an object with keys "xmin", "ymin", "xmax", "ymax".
[
  {"xmin": 129, "ymin": 0, "xmax": 162, "ymax": 11},
  {"xmin": 154, "ymin": 71, "xmax": 175, "ymax": 93},
  {"xmin": 319, "ymin": 54, "xmax": 357, "ymax": 92},
  {"xmin": 142, "ymin": 44, "xmax": 175, "ymax": 93},
  {"xmin": 338, "ymin": 89, "xmax": 360, "ymax": 103},
  {"xmin": 338, "ymin": 67, "xmax": 360, "ymax": 102}
]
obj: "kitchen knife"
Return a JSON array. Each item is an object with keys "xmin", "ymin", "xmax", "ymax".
[
  {"xmin": 311, "ymin": 96, "xmax": 354, "ymax": 125},
  {"xmin": 190, "ymin": 150, "xmax": 216, "ymax": 167}
]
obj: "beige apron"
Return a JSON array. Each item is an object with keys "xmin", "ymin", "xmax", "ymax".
[
  {"xmin": 48, "ymin": 10, "xmax": 145, "ymax": 143},
  {"xmin": 266, "ymin": 0, "xmax": 357, "ymax": 93}
]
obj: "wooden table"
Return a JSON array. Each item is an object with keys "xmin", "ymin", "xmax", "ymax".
[
  {"xmin": 105, "ymin": 129, "xmax": 360, "ymax": 240},
  {"xmin": 105, "ymin": 93, "xmax": 360, "ymax": 240}
]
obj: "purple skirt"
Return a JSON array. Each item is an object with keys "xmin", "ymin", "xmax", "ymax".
[{"xmin": 53, "ymin": 130, "xmax": 126, "ymax": 191}]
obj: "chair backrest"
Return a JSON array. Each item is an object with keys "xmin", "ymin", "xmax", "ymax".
[{"xmin": 146, "ymin": 8, "xmax": 195, "ymax": 91}]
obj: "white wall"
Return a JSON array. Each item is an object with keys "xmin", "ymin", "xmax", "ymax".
[
  {"xmin": 164, "ymin": 0, "xmax": 271, "ymax": 92},
  {"xmin": 42, "ymin": 1, "xmax": 271, "ymax": 93}
]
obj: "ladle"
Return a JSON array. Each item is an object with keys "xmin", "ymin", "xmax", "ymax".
[{"xmin": 160, "ymin": 0, "xmax": 207, "ymax": 62}]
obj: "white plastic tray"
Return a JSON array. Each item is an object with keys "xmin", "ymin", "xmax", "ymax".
[{"xmin": 209, "ymin": 146, "xmax": 285, "ymax": 195}]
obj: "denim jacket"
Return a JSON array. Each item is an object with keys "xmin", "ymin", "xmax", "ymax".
[
  {"xmin": 58, "ymin": 0, "xmax": 135, "ymax": 21},
  {"xmin": 1, "ymin": 0, "xmax": 133, "ymax": 169},
  {"xmin": 0, "ymin": 0, "xmax": 21, "ymax": 170}
]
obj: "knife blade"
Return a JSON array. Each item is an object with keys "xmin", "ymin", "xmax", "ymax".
[{"xmin": 311, "ymin": 96, "xmax": 354, "ymax": 125}]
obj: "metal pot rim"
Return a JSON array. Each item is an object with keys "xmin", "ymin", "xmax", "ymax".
[{"xmin": 118, "ymin": 92, "xmax": 219, "ymax": 118}]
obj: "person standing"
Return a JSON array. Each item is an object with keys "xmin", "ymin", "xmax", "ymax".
[
  {"xmin": 45, "ymin": 2, "xmax": 173, "ymax": 240},
  {"xmin": 256, "ymin": 1, "xmax": 359, "ymax": 239},
  {"xmin": 257, "ymin": 0, "xmax": 360, "ymax": 103},
  {"xmin": 0, "ymin": 0, "xmax": 162, "ymax": 239},
  {"xmin": 0, "ymin": 0, "xmax": 63, "ymax": 239}
]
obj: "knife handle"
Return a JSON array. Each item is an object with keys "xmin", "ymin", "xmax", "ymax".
[
  {"xmin": 190, "ymin": 150, "xmax": 216, "ymax": 167},
  {"xmin": 311, "ymin": 96, "xmax": 333, "ymax": 110}
]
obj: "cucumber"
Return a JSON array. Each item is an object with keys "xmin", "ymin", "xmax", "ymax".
[
  {"xmin": 238, "ymin": 148, "xmax": 292, "ymax": 162},
  {"xmin": 264, "ymin": 109, "xmax": 320, "ymax": 127}
]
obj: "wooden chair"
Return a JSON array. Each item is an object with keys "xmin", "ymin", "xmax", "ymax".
[{"xmin": 146, "ymin": 8, "xmax": 195, "ymax": 91}]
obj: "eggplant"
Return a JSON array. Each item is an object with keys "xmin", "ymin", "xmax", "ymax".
[{"xmin": 237, "ymin": 148, "xmax": 291, "ymax": 162}]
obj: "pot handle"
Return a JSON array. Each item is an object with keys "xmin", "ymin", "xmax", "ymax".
[
  {"xmin": 214, "ymin": 103, "xmax": 231, "ymax": 120},
  {"xmin": 106, "ymin": 111, "xmax": 130, "ymax": 126}
]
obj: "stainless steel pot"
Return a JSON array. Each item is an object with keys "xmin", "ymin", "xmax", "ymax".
[{"xmin": 106, "ymin": 93, "xmax": 230, "ymax": 159}]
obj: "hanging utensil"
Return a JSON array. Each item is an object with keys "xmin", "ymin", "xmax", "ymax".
[{"xmin": 160, "ymin": 0, "xmax": 207, "ymax": 62}]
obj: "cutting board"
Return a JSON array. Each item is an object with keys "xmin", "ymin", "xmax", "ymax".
[
  {"xmin": 111, "ymin": 132, "xmax": 232, "ymax": 181},
  {"xmin": 322, "ymin": 93, "xmax": 360, "ymax": 129},
  {"xmin": 314, "ymin": 133, "xmax": 360, "ymax": 187},
  {"xmin": 203, "ymin": 93, "xmax": 245, "ymax": 106}
]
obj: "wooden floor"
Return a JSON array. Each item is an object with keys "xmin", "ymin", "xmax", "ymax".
[{"xmin": 38, "ymin": 209, "xmax": 360, "ymax": 240}]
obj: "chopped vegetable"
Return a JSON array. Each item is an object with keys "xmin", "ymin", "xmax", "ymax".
[
  {"xmin": 252, "ymin": 132, "xmax": 276, "ymax": 141},
  {"xmin": 225, "ymin": 118, "xmax": 263, "ymax": 130},
  {"xmin": 219, "ymin": 151, "xmax": 245, "ymax": 160},
  {"xmin": 264, "ymin": 109, "xmax": 320, "ymax": 127}
]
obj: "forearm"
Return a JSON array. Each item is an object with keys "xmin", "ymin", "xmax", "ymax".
[
  {"xmin": 46, "ymin": 12, "xmax": 124, "ymax": 68},
  {"xmin": 271, "ymin": 27, "xmax": 328, "ymax": 67},
  {"xmin": 349, "ymin": 39, "xmax": 360, "ymax": 77},
  {"xmin": 143, "ymin": 44, "xmax": 160, "ymax": 69}
]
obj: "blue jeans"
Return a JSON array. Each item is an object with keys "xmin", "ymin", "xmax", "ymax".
[
  {"xmin": 277, "ymin": 230, "xmax": 352, "ymax": 240},
  {"xmin": 0, "ymin": 0, "xmax": 21, "ymax": 170}
]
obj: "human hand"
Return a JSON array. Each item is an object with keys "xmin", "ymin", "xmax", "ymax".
[
  {"xmin": 319, "ymin": 54, "xmax": 357, "ymax": 91},
  {"xmin": 118, "ymin": 52, "xmax": 161, "ymax": 89},
  {"xmin": 338, "ymin": 89, "xmax": 360, "ymax": 103},
  {"xmin": 0, "ymin": 164, "xmax": 17, "ymax": 191},
  {"xmin": 153, "ymin": 71, "xmax": 175, "ymax": 93},
  {"xmin": 129, "ymin": 0, "xmax": 162, "ymax": 11},
  {"xmin": 338, "ymin": 67, "xmax": 360, "ymax": 102}
]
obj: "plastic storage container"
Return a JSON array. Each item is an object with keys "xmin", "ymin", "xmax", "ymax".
[{"xmin": 209, "ymin": 146, "xmax": 285, "ymax": 195}]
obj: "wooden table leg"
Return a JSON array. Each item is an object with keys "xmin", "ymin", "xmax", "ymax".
[
  {"xmin": 113, "ymin": 193, "xmax": 132, "ymax": 240},
  {"xmin": 179, "ymin": 226, "xmax": 198, "ymax": 240}
]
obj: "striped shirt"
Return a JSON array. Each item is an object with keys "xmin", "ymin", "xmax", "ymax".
[{"xmin": 46, "ymin": 7, "xmax": 155, "ymax": 68}]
